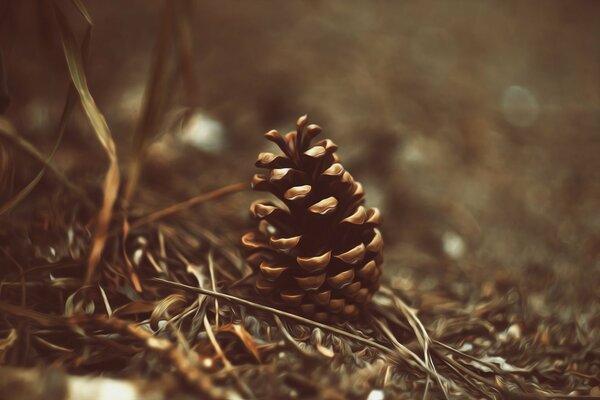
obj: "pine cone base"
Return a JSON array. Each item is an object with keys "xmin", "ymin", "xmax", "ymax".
[{"xmin": 242, "ymin": 116, "xmax": 383, "ymax": 322}]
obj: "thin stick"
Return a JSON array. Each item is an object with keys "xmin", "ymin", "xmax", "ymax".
[
  {"xmin": 149, "ymin": 278, "xmax": 397, "ymax": 357},
  {"xmin": 124, "ymin": 0, "xmax": 176, "ymax": 205},
  {"xmin": 79, "ymin": 315, "xmax": 227, "ymax": 399},
  {"xmin": 131, "ymin": 183, "xmax": 246, "ymax": 228}
]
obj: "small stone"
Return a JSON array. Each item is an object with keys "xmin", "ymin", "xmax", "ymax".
[{"xmin": 366, "ymin": 389, "xmax": 384, "ymax": 400}]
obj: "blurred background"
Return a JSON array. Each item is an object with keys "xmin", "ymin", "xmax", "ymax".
[{"xmin": 1, "ymin": 1, "xmax": 599, "ymax": 317}]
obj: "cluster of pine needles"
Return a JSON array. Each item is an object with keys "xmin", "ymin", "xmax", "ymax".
[{"xmin": 1, "ymin": 1, "xmax": 599, "ymax": 399}]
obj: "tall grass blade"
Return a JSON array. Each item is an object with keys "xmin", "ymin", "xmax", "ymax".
[
  {"xmin": 123, "ymin": 1, "xmax": 176, "ymax": 205},
  {"xmin": 52, "ymin": 2, "xmax": 120, "ymax": 286},
  {"xmin": 0, "ymin": 83, "xmax": 78, "ymax": 216}
]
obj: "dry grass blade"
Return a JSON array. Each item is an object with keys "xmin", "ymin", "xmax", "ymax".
[
  {"xmin": 174, "ymin": 0, "xmax": 197, "ymax": 104},
  {"xmin": 0, "ymin": 141, "xmax": 44, "ymax": 216},
  {"xmin": 0, "ymin": 302, "xmax": 62, "ymax": 328},
  {"xmin": 380, "ymin": 286, "xmax": 449, "ymax": 399},
  {"xmin": 195, "ymin": 227, "xmax": 250, "ymax": 278},
  {"xmin": 432, "ymin": 340, "xmax": 503, "ymax": 375},
  {"xmin": 0, "ymin": 33, "xmax": 93, "ymax": 212},
  {"xmin": 204, "ymin": 316, "xmax": 230, "ymax": 368},
  {"xmin": 0, "ymin": 329, "xmax": 17, "ymax": 362},
  {"xmin": 207, "ymin": 250, "xmax": 219, "ymax": 327},
  {"xmin": 0, "ymin": 328, "xmax": 17, "ymax": 351},
  {"xmin": 373, "ymin": 317, "xmax": 453, "ymax": 395},
  {"xmin": 69, "ymin": 0, "xmax": 92, "ymax": 25},
  {"xmin": 0, "ymin": 108, "xmax": 87, "ymax": 215},
  {"xmin": 121, "ymin": 219, "xmax": 143, "ymax": 292},
  {"xmin": 150, "ymin": 293, "xmax": 187, "ymax": 330},
  {"xmin": 217, "ymin": 324, "xmax": 263, "ymax": 363},
  {"xmin": 203, "ymin": 317, "xmax": 256, "ymax": 399},
  {"xmin": 52, "ymin": 2, "xmax": 120, "ymax": 287},
  {"xmin": 274, "ymin": 315, "xmax": 322, "ymax": 361},
  {"xmin": 1, "ymin": 248, "xmax": 26, "ymax": 307}
]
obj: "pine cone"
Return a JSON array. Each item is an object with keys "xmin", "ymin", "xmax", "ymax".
[{"xmin": 241, "ymin": 115, "xmax": 383, "ymax": 322}]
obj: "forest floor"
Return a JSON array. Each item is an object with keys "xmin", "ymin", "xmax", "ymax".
[{"xmin": 1, "ymin": 1, "xmax": 599, "ymax": 399}]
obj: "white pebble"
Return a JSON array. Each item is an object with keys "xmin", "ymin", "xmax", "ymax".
[
  {"xmin": 68, "ymin": 376, "xmax": 138, "ymax": 400},
  {"xmin": 181, "ymin": 112, "xmax": 225, "ymax": 153},
  {"xmin": 501, "ymin": 85, "xmax": 539, "ymax": 127},
  {"xmin": 442, "ymin": 231, "xmax": 466, "ymax": 259},
  {"xmin": 367, "ymin": 389, "xmax": 385, "ymax": 400}
]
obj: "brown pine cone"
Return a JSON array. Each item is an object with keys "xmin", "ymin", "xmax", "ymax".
[{"xmin": 241, "ymin": 115, "xmax": 383, "ymax": 322}]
